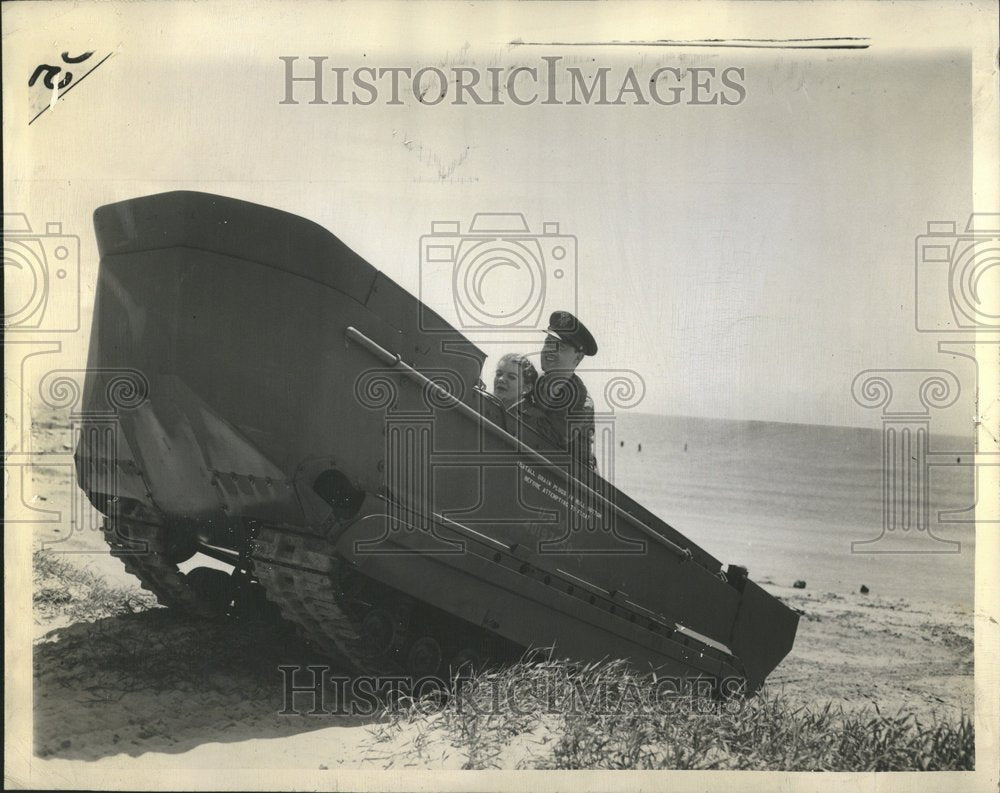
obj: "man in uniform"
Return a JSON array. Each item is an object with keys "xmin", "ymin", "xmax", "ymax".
[{"xmin": 515, "ymin": 310, "xmax": 598, "ymax": 472}]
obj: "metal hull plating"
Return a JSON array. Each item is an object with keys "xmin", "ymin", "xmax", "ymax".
[{"xmin": 77, "ymin": 192, "xmax": 798, "ymax": 691}]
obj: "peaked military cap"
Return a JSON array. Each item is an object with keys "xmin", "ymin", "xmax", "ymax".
[{"xmin": 546, "ymin": 311, "xmax": 598, "ymax": 356}]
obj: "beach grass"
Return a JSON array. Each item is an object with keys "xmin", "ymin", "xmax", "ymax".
[
  {"xmin": 33, "ymin": 548, "xmax": 157, "ymax": 623},
  {"xmin": 31, "ymin": 547, "xmax": 975, "ymax": 771},
  {"xmin": 371, "ymin": 655, "xmax": 975, "ymax": 771}
]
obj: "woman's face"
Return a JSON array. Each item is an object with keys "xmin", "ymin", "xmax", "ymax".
[{"xmin": 493, "ymin": 360, "xmax": 528, "ymax": 407}]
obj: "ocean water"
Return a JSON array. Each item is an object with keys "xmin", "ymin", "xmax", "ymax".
[{"xmin": 601, "ymin": 413, "xmax": 977, "ymax": 609}]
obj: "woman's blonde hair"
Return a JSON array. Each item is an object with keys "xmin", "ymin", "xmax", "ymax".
[{"xmin": 495, "ymin": 353, "xmax": 539, "ymax": 392}]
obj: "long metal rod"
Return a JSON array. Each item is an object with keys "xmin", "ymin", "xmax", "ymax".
[
  {"xmin": 344, "ymin": 325, "xmax": 693, "ymax": 561},
  {"xmin": 197, "ymin": 542, "xmax": 242, "ymax": 567}
]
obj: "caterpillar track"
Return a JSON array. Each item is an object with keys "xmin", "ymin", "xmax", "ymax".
[
  {"xmin": 101, "ymin": 517, "xmax": 519, "ymax": 679},
  {"xmin": 250, "ymin": 526, "xmax": 519, "ymax": 679},
  {"xmin": 102, "ymin": 520, "xmax": 217, "ymax": 617}
]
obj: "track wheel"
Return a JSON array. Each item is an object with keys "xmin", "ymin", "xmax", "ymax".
[
  {"xmin": 162, "ymin": 531, "xmax": 199, "ymax": 564},
  {"xmin": 360, "ymin": 607, "xmax": 404, "ymax": 658},
  {"xmin": 407, "ymin": 635, "xmax": 444, "ymax": 679},
  {"xmin": 184, "ymin": 567, "xmax": 234, "ymax": 615},
  {"xmin": 447, "ymin": 647, "xmax": 481, "ymax": 680}
]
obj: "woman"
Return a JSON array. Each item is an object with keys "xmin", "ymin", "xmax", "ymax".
[{"xmin": 492, "ymin": 352, "xmax": 538, "ymax": 411}]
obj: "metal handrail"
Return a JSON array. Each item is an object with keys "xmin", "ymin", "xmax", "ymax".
[{"xmin": 345, "ymin": 325, "xmax": 694, "ymax": 562}]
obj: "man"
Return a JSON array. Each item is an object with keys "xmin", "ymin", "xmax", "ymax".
[{"xmin": 516, "ymin": 310, "xmax": 598, "ymax": 472}]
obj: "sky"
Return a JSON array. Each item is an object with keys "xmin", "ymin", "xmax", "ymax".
[{"xmin": 4, "ymin": 1, "xmax": 996, "ymax": 437}]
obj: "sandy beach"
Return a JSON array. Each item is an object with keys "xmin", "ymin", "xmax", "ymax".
[
  {"xmin": 30, "ymin": 564, "xmax": 974, "ymax": 771},
  {"xmin": 16, "ymin": 407, "xmax": 974, "ymax": 773}
]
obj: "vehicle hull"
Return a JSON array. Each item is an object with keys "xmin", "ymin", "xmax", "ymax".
[{"xmin": 77, "ymin": 191, "xmax": 798, "ymax": 691}]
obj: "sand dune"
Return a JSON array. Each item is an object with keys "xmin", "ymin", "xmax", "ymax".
[{"xmin": 23, "ymin": 408, "xmax": 974, "ymax": 771}]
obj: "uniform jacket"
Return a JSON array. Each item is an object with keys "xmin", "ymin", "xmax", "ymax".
[{"xmin": 513, "ymin": 372, "xmax": 597, "ymax": 472}]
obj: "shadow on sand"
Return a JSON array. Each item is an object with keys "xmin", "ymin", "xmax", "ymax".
[{"xmin": 34, "ymin": 607, "xmax": 376, "ymax": 761}]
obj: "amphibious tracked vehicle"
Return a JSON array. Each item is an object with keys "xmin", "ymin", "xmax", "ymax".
[{"xmin": 75, "ymin": 192, "xmax": 798, "ymax": 692}]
